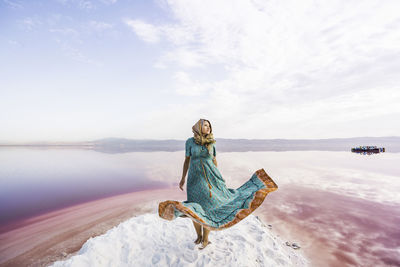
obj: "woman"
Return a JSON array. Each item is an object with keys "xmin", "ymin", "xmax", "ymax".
[{"xmin": 158, "ymin": 119, "xmax": 278, "ymax": 250}]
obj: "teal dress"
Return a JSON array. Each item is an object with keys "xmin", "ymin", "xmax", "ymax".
[{"xmin": 158, "ymin": 137, "xmax": 278, "ymax": 231}]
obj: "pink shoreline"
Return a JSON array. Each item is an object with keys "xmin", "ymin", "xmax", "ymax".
[
  {"xmin": 0, "ymin": 185, "xmax": 169, "ymax": 234},
  {"xmin": 0, "ymin": 186, "xmax": 186, "ymax": 267}
]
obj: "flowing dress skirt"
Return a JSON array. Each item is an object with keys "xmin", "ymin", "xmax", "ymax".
[{"xmin": 158, "ymin": 152, "xmax": 278, "ymax": 231}]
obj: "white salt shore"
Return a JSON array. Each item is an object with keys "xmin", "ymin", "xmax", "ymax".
[{"xmin": 50, "ymin": 213, "xmax": 309, "ymax": 267}]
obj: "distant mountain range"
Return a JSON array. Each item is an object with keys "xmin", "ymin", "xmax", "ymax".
[{"xmin": 1, "ymin": 136, "xmax": 399, "ymax": 153}]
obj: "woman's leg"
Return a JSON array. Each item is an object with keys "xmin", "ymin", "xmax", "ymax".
[
  {"xmin": 199, "ymin": 227, "xmax": 211, "ymax": 249},
  {"xmin": 202, "ymin": 227, "xmax": 210, "ymax": 243},
  {"xmin": 192, "ymin": 221, "xmax": 202, "ymax": 244}
]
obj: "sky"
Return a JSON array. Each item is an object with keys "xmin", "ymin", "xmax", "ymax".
[{"xmin": 1, "ymin": 0, "xmax": 399, "ymax": 142}]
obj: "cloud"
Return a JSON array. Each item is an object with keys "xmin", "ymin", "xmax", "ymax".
[
  {"xmin": 89, "ymin": 20, "xmax": 113, "ymax": 31},
  {"xmin": 128, "ymin": 0, "xmax": 400, "ymax": 138},
  {"xmin": 3, "ymin": 0, "xmax": 22, "ymax": 9},
  {"xmin": 78, "ymin": 0, "xmax": 94, "ymax": 9},
  {"xmin": 49, "ymin": 28, "xmax": 79, "ymax": 37},
  {"xmin": 55, "ymin": 39, "xmax": 103, "ymax": 67},
  {"xmin": 54, "ymin": 0, "xmax": 96, "ymax": 9},
  {"xmin": 100, "ymin": 0, "xmax": 117, "ymax": 4},
  {"xmin": 173, "ymin": 71, "xmax": 211, "ymax": 96},
  {"xmin": 19, "ymin": 17, "xmax": 42, "ymax": 31},
  {"xmin": 7, "ymin": 39, "xmax": 21, "ymax": 46},
  {"xmin": 124, "ymin": 19, "xmax": 161, "ymax": 44},
  {"xmin": 159, "ymin": 48, "xmax": 206, "ymax": 68}
]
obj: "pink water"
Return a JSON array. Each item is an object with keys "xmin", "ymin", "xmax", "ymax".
[{"xmin": 1, "ymin": 148, "xmax": 399, "ymax": 266}]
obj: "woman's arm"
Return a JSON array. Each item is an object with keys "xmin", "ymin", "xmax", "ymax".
[
  {"xmin": 179, "ymin": 156, "xmax": 190, "ymax": 190},
  {"xmin": 182, "ymin": 156, "xmax": 190, "ymax": 179}
]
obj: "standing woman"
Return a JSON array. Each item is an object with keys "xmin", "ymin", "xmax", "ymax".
[{"xmin": 158, "ymin": 119, "xmax": 278, "ymax": 250}]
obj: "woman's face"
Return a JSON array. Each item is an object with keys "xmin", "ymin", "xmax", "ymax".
[{"xmin": 201, "ymin": 120, "xmax": 211, "ymax": 135}]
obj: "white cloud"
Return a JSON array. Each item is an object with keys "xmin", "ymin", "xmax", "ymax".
[
  {"xmin": 20, "ymin": 17, "xmax": 42, "ymax": 31},
  {"xmin": 78, "ymin": 0, "xmax": 94, "ymax": 9},
  {"xmin": 129, "ymin": 0, "xmax": 400, "ymax": 138},
  {"xmin": 54, "ymin": 0, "xmax": 68, "ymax": 4},
  {"xmin": 173, "ymin": 71, "xmax": 210, "ymax": 96},
  {"xmin": 100, "ymin": 0, "xmax": 117, "ymax": 4},
  {"xmin": 124, "ymin": 19, "xmax": 161, "ymax": 44},
  {"xmin": 3, "ymin": 0, "xmax": 22, "ymax": 9},
  {"xmin": 55, "ymin": 0, "xmax": 95, "ymax": 9},
  {"xmin": 55, "ymin": 0, "xmax": 116, "ymax": 8},
  {"xmin": 55, "ymin": 39, "xmax": 103, "ymax": 67},
  {"xmin": 159, "ymin": 48, "xmax": 206, "ymax": 68},
  {"xmin": 49, "ymin": 28, "xmax": 79, "ymax": 36},
  {"xmin": 7, "ymin": 39, "xmax": 21, "ymax": 46},
  {"xmin": 89, "ymin": 20, "xmax": 113, "ymax": 31}
]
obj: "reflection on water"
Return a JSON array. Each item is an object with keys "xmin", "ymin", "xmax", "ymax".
[
  {"xmin": 351, "ymin": 150, "xmax": 384, "ymax": 155},
  {"xmin": 0, "ymin": 148, "xmax": 175, "ymax": 227},
  {"xmin": 1, "ymin": 147, "xmax": 399, "ymax": 266},
  {"xmin": 216, "ymin": 151, "xmax": 400, "ymax": 267}
]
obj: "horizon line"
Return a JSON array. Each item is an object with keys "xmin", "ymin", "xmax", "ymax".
[{"xmin": 0, "ymin": 135, "xmax": 399, "ymax": 145}]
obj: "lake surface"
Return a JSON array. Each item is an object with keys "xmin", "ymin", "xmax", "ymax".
[{"xmin": 0, "ymin": 147, "xmax": 399, "ymax": 266}]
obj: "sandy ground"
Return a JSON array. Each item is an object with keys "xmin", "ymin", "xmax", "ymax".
[
  {"xmin": 49, "ymin": 213, "xmax": 309, "ymax": 267},
  {"xmin": 0, "ymin": 187, "xmax": 186, "ymax": 267}
]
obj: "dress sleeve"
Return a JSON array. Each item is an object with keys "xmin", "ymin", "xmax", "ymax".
[
  {"xmin": 185, "ymin": 138, "xmax": 192, "ymax": 157},
  {"xmin": 213, "ymin": 143, "xmax": 216, "ymax": 157}
]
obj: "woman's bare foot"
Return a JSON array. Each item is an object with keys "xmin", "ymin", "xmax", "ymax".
[
  {"xmin": 194, "ymin": 236, "xmax": 202, "ymax": 244},
  {"xmin": 198, "ymin": 240, "xmax": 212, "ymax": 250}
]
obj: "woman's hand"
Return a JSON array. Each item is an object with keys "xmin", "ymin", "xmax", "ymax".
[
  {"xmin": 179, "ymin": 178, "xmax": 185, "ymax": 191},
  {"xmin": 212, "ymin": 157, "xmax": 218, "ymax": 167}
]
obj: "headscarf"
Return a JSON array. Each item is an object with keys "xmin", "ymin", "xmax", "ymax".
[{"xmin": 192, "ymin": 118, "xmax": 216, "ymax": 156}]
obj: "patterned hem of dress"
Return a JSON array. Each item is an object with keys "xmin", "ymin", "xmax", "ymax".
[{"xmin": 158, "ymin": 168, "xmax": 278, "ymax": 231}]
